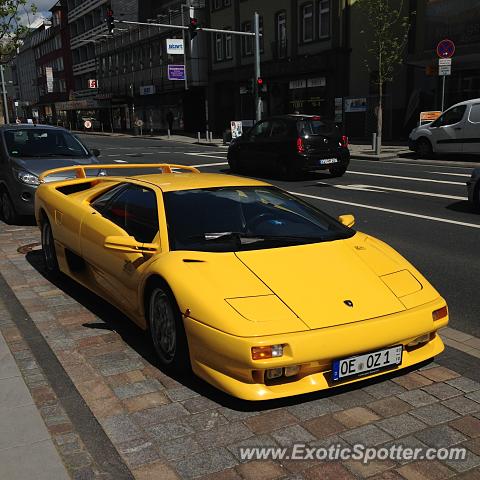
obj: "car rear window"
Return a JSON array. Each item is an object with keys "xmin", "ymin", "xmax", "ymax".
[{"xmin": 297, "ymin": 119, "xmax": 338, "ymax": 136}]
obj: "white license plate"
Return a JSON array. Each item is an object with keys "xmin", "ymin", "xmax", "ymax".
[
  {"xmin": 332, "ymin": 345, "xmax": 403, "ymax": 381},
  {"xmin": 319, "ymin": 158, "xmax": 338, "ymax": 165}
]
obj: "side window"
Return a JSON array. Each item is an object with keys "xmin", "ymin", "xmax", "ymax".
[
  {"xmin": 91, "ymin": 184, "xmax": 127, "ymax": 212},
  {"xmin": 434, "ymin": 105, "xmax": 466, "ymax": 127},
  {"xmin": 249, "ymin": 121, "xmax": 271, "ymax": 140},
  {"xmin": 101, "ymin": 185, "xmax": 159, "ymax": 243},
  {"xmin": 468, "ymin": 104, "xmax": 480, "ymax": 123},
  {"xmin": 270, "ymin": 120, "xmax": 288, "ymax": 138}
]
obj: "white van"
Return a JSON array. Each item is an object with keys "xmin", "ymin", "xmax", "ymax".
[{"xmin": 409, "ymin": 98, "xmax": 480, "ymax": 157}]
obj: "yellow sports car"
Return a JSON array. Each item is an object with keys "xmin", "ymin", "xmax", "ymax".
[{"xmin": 35, "ymin": 164, "xmax": 448, "ymax": 401}]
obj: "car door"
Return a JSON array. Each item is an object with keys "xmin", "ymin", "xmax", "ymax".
[
  {"xmin": 80, "ymin": 182, "xmax": 161, "ymax": 318},
  {"xmin": 462, "ymin": 103, "xmax": 480, "ymax": 154},
  {"xmin": 430, "ymin": 105, "xmax": 467, "ymax": 154},
  {"xmin": 239, "ymin": 120, "xmax": 272, "ymax": 170},
  {"xmin": 267, "ymin": 120, "xmax": 292, "ymax": 169}
]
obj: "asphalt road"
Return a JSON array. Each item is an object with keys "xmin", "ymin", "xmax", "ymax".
[{"xmin": 79, "ymin": 134, "xmax": 480, "ymax": 337}]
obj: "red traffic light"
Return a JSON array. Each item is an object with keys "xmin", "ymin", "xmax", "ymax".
[
  {"xmin": 257, "ymin": 77, "xmax": 263, "ymax": 86},
  {"xmin": 190, "ymin": 17, "xmax": 198, "ymax": 27},
  {"xmin": 106, "ymin": 8, "xmax": 113, "ymax": 16}
]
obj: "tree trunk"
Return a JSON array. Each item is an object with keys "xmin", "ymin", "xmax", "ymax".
[{"xmin": 376, "ymin": 81, "xmax": 383, "ymax": 155}]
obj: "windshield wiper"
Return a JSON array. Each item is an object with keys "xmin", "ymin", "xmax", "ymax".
[{"xmin": 186, "ymin": 232, "xmax": 325, "ymax": 244}]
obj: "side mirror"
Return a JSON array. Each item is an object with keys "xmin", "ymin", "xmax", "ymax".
[
  {"xmin": 338, "ymin": 214, "xmax": 355, "ymax": 228},
  {"xmin": 92, "ymin": 148, "xmax": 101, "ymax": 157},
  {"xmin": 104, "ymin": 235, "xmax": 158, "ymax": 254}
]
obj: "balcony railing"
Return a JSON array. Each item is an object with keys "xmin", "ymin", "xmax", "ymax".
[
  {"xmin": 71, "ymin": 23, "xmax": 107, "ymax": 49},
  {"xmin": 68, "ymin": 0, "xmax": 107, "ymax": 23},
  {"xmin": 72, "ymin": 59, "xmax": 96, "ymax": 75}
]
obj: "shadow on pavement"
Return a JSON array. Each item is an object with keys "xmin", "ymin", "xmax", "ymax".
[{"xmin": 25, "ymin": 249, "xmax": 432, "ymax": 413}]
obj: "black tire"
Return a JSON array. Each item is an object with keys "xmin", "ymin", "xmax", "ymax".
[
  {"xmin": 416, "ymin": 138, "xmax": 433, "ymax": 158},
  {"xmin": 41, "ymin": 219, "xmax": 60, "ymax": 275},
  {"xmin": 329, "ymin": 163, "xmax": 348, "ymax": 178},
  {"xmin": 0, "ymin": 188, "xmax": 18, "ymax": 225},
  {"xmin": 228, "ymin": 152, "xmax": 241, "ymax": 173},
  {"xmin": 277, "ymin": 160, "xmax": 300, "ymax": 180},
  {"xmin": 147, "ymin": 281, "xmax": 191, "ymax": 374}
]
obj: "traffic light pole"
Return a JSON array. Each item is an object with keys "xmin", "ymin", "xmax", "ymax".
[{"xmin": 253, "ymin": 12, "xmax": 261, "ymax": 122}]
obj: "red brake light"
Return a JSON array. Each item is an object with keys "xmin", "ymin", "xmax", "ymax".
[
  {"xmin": 312, "ymin": 116, "xmax": 321, "ymax": 120},
  {"xmin": 296, "ymin": 137, "xmax": 305, "ymax": 153},
  {"xmin": 341, "ymin": 135, "xmax": 349, "ymax": 147}
]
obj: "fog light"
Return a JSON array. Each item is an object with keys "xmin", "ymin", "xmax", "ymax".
[
  {"xmin": 433, "ymin": 306, "xmax": 448, "ymax": 321},
  {"xmin": 265, "ymin": 368, "xmax": 283, "ymax": 380},
  {"xmin": 251, "ymin": 344, "xmax": 283, "ymax": 360},
  {"xmin": 284, "ymin": 365, "xmax": 300, "ymax": 377},
  {"xmin": 407, "ymin": 334, "xmax": 430, "ymax": 347},
  {"xmin": 20, "ymin": 192, "xmax": 32, "ymax": 202}
]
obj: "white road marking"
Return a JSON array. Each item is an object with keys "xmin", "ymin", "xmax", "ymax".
[
  {"xmin": 192, "ymin": 162, "xmax": 229, "ymax": 168},
  {"xmin": 429, "ymin": 171, "xmax": 471, "ymax": 177},
  {"xmin": 317, "ymin": 182, "xmax": 467, "ymax": 200},
  {"xmin": 185, "ymin": 153, "xmax": 228, "ymax": 160},
  {"xmin": 288, "ymin": 191, "xmax": 480, "ymax": 229},
  {"xmin": 113, "ymin": 159, "xmax": 128, "ymax": 163},
  {"xmin": 352, "ymin": 158, "xmax": 475, "ymax": 170},
  {"xmin": 348, "ymin": 170, "xmax": 465, "ymax": 185}
]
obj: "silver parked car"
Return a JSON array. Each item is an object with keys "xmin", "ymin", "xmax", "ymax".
[
  {"xmin": 0, "ymin": 124, "xmax": 103, "ymax": 223},
  {"xmin": 467, "ymin": 168, "xmax": 480, "ymax": 211}
]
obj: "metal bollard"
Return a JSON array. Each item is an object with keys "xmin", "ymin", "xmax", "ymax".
[
  {"xmin": 372, "ymin": 133, "xmax": 377, "ymax": 151},
  {"xmin": 167, "ymin": 129, "xmax": 171, "ymax": 139},
  {"xmin": 209, "ymin": 131, "xmax": 213, "ymax": 142},
  {"xmin": 197, "ymin": 132, "xmax": 201, "ymax": 143}
]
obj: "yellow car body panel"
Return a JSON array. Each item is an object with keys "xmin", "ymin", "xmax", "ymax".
[{"xmin": 34, "ymin": 166, "xmax": 448, "ymax": 401}]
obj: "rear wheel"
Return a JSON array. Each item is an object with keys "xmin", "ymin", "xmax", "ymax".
[
  {"xmin": 416, "ymin": 138, "xmax": 433, "ymax": 158},
  {"xmin": 277, "ymin": 160, "xmax": 300, "ymax": 180},
  {"xmin": 148, "ymin": 282, "xmax": 191, "ymax": 374},
  {"xmin": 329, "ymin": 164, "xmax": 348, "ymax": 178},
  {"xmin": 0, "ymin": 188, "xmax": 18, "ymax": 225},
  {"xmin": 41, "ymin": 219, "xmax": 60, "ymax": 275},
  {"xmin": 228, "ymin": 152, "xmax": 241, "ymax": 173}
]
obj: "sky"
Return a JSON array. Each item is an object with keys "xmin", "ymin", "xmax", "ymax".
[{"xmin": 21, "ymin": 0, "xmax": 57, "ymax": 28}]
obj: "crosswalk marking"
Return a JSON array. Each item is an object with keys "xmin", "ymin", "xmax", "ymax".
[{"xmin": 348, "ymin": 171, "xmax": 465, "ymax": 185}]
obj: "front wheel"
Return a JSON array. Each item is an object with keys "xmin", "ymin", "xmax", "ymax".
[
  {"xmin": 416, "ymin": 138, "xmax": 433, "ymax": 158},
  {"xmin": 148, "ymin": 284, "xmax": 190, "ymax": 374},
  {"xmin": 0, "ymin": 189, "xmax": 18, "ymax": 225},
  {"xmin": 41, "ymin": 219, "xmax": 60, "ymax": 275},
  {"xmin": 329, "ymin": 164, "xmax": 348, "ymax": 178}
]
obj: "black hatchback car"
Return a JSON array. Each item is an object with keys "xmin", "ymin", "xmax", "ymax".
[{"xmin": 227, "ymin": 115, "xmax": 350, "ymax": 179}]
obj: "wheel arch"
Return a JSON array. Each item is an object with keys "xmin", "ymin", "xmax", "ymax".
[{"xmin": 142, "ymin": 274, "xmax": 178, "ymax": 331}]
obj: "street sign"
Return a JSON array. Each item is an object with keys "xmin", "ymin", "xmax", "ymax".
[
  {"xmin": 439, "ymin": 65, "xmax": 451, "ymax": 76},
  {"xmin": 167, "ymin": 65, "xmax": 186, "ymax": 81},
  {"xmin": 436, "ymin": 39, "xmax": 455, "ymax": 58},
  {"xmin": 166, "ymin": 39, "xmax": 184, "ymax": 55},
  {"xmin": 46, "ymin": 67, "xmax": 53, "ymax": 93},
  {"xmin": 88, "ymin": 79, "xmax": 97, "ymax": 89},
  {"xmin": 84, "ymin": 120, "xmax": 92, "ymax": 129},
  {"xmin": 231, "ymin": 121, "xmax": 243, "ymax": 139},
  {"xmin": 420, "ymin": 111, "xmax": 441, "ymax": 124},
  {"xmin": 438, "ymin": 58, "xmax": 452, "ymax": 66},
  {"xmin": 135, "ymin": 119, "xmax": 144, "ymax": 127}
]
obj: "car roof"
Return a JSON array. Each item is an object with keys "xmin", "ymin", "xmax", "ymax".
[
  {"xmin": 0, "ymin": 124, "xmax": 67, "ymax": 131},
  {"xmin": 129, "ymin": 172, "xmax": 271, "ymax": 192},
  {"xmin": 449, "ymin": 98, "xmax": 480, "ymax": 108}
]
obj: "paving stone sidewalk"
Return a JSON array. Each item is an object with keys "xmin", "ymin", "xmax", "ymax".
[{"xmin": 1, "ymin": 221, "xmax": 479, "ymax": 480}]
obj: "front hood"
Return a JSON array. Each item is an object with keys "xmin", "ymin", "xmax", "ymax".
[
  {"xmin": 235, "ymin": 238, "xmax": 407, "ymax": 329},
  {"xmin": 12, "ymin": 157, "xmax": 99, "ymax": 181}
]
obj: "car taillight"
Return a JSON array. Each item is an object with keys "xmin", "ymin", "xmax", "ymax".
[
  {"xmin": 341, "ymin": 135, "xmax": 349, "ymax": 148},
  {"xmin": 297, "ymin": 137, "xmax": 305, "ymax": 153}
]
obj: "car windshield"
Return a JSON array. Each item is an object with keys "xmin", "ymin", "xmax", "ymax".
[
  {"xmin": 297, "ymin": 119, "xmax": 338, "ymax": 136},
  {"xmin": 4, "ymin": 129, "xmax": 89, "ymax": 158},
  {"xmin": 164, "ymin": 186, "xmax": 355, "ymax": 252}
]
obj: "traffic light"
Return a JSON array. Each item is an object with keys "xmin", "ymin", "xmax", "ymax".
[
  {"xmin": 106, "ymin": 7, "xmax": 114, "ymax": 35},
  {"xmin": 256, "ymin": 77, "xmax": 264, "ymax": 88},
  {"xmin": 256, "ymin": 77, "xmax": 267, "ymax": 98},
  {"xmin": 189, "ymin": 16, "xmax": 199, "ymax": 39}
]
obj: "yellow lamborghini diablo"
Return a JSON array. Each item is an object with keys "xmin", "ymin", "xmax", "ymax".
[{"xmin": 35, "ymin": 164, "xmax": 448, "ymax": 400}]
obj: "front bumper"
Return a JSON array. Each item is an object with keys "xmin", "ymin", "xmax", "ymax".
[
  {"xmin": 9, "ymin": 181, "xmax": 37, "ymax": 216},
  {"xmin": 408, "ymin": 138, "xmax": 417, "ymax": 151},
  {"xmin": 185, "ymin": 297, "xmax": 448, "ymax": 401},
  {"xmin": 467, "ymin": 178, "xmax": 478, "ymax": 204}
]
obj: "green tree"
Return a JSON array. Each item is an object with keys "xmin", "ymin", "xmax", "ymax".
[
  {"xmin": 0, "ymin": 0, "xmax": 37, "ymax": 61},
  {"xmin": 357, "ymin": 0, "xmax": 411, "ymax": 154}
]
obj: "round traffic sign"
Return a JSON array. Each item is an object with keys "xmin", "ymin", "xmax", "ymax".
[
  {"xmin": 135, "ymin": 119, "xmax": 144, "ymax": 127},
  {"xmin": 436, "ymin": 39, "xmax": 455, "ymax": 58},
  {"xmin": 84, "ymin": 120, "xmax": 92, "ymax": 129}
]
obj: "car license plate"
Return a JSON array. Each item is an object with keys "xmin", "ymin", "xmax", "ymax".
[
  {"xmin": 319, "ymin": 158, "xmax": 338, "ymax": 165},
  {"xmin": 332, "ymin": 345, "xmax": 403, "ymax": 382}
]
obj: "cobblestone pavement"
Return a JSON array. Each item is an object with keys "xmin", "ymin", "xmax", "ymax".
[{"xmin": 1, "ymin": 221, "xmax": 479, "ymax": 480}]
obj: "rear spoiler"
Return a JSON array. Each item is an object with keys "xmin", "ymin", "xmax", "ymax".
[{"xmin": 38, "ymin": 163, "xmax": 200, "ymax": 183}]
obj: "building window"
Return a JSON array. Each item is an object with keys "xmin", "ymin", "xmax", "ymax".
[
  {"xmin": 242, "ymin": 21, "xmax": 253, "ymax": 56},
  {"xmin": 318, "ymin": 0, "xmax": 330, "ymax": 38},
  {"xmin": 276, "ymin": 11, "xmax": 287, "ymax": 58},
  {"xmin": 213, "ymin": 0, "xmax": 221, "ymax": 10},
  {"xmin": 301, "ymin": 3, "xmax": 314, "ymax": 43},
  {"xmin": 215, "ymin": 33, "xmax": 223, "ymax": 61},
  {"xmin": 225, "ymin": 30, "xmax": 233, "ymax": 59}
]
